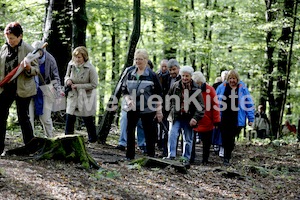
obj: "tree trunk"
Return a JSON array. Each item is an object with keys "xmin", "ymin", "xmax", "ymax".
[
  {"xmin": 164, "ymin": 6, "xmax": 179, "ymax": 59},
  {"xmin": 278, "ymin": 0, "xmax": 296, "ymax": 137},
  {"xmin": 190, "ymin": 0, "xmax": 196, "ymax": 69},
  {"xmin": 44, "ymin": 0, "xmax": 73, "ymax": 83},
  {"xmin": 97, "ymin": 0, "xmax": 141, "ymax": 144},
  {"xmin": 72, "ymin": 0, "xmax": 87, "ymax": 48},
  {"xmin": 270, "ymin": 0, "xmax": 294, "ymax": 138},
  {"xmin": 264, "ymin": 0, "xmax": 277, "ymax": 138}
]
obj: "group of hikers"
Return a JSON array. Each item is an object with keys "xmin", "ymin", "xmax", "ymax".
[
  {"xmin": 0, "ymin": 22, "xmax": 98, "ymax": 157},
  {"xmin": 1, "ymin": 21, "xmax": 273, "ymax": 169},
  {"xmin": 114, "ymin": 49, "xmax": 256, "ymax": 168}
]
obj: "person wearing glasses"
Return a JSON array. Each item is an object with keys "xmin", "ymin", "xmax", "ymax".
[{"xmin": 121, "ymin": 49, "xmax": 163, "ymax": 160}]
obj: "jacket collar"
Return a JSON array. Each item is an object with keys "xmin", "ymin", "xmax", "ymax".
[{"xmin": 130, "ymin": 66, "xmax": 150, "ymax": 77}]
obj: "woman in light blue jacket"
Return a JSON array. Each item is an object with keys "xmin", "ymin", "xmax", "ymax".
[{"xmin": 216, "ymin": 69, "xmax": 255, "ymax": 166}]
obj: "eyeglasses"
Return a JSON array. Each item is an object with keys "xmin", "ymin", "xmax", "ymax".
[{"xmin": 134, "ymin": 58, "xmax": 144, "ymax": 61}]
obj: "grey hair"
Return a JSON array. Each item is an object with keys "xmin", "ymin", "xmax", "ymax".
[
  {"xmin": 221, "ymin": 70, "xmax": 228, "ymax": 81},
  {"xmin": 32, "ymin": 41, "xmax": 44, "ymax": 49},
  {"xmin": 167, "ymin": 59, "xmax": 180, "ymax": 69},
  {"xmin": 179, "ymin": 66, "xmax": 194, "ymax": 76},
  {"xmin": 215, "ymin": 77, "xmax": 222, "ymax": 83},
  {"xmin": 192, "ymin": 71, "xmax": 206, "ymax": 84},
  {"xmin": 160, "ymin": 59, "xmax": 168, "ymax": 65}
]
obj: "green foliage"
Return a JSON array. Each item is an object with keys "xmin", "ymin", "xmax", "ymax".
[
  {"xmin": 271, "ymin": 135, "xmax": 298, "ymax": 146},
  {"xmin": 92, "ymin": 168, "xmax": 121, "ymax": 179}
]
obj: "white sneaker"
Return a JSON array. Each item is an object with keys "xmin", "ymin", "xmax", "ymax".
[
  {"xmin": 214, "ymin": 145, "xmax": 220, "ymax": 152},
  {"xmin": 219, "ymin": 146, "xmax": 224, "ymax": 157}
]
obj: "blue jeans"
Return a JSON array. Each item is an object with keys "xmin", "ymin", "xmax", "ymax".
[
  {"xmin": 118, "ymin": 110, "xmax": 127, "ymax": 147},
  {"xmin": 119, "ymin": 110, "xmax": 145, "ymax": 147},
  {"xmin": 168, "ymin": 119, "xmax": 194, "ymax": 160}
]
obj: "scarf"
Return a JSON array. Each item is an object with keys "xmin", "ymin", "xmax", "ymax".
[
  {"xmin": 180, "ymin": 81, "xmax": 192, "ymax": 113},
  {"xmin": 38, "ymin": 50, "xmax": 46, "ymax": 65}
]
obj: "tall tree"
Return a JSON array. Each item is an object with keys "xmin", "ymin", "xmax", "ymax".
[
  {"xmin": 98, "ymin": 0, "xmax": 141, "ymax": 143},
  {"xmin": 267, "ymin": 0, "xmax": 295, "ymax": 138},
  {"xmin": 72, "ymin": 0, "xmax": 87, "ymax": 48},
  {"xmin": 280, "ymin": 0, "xmax": 298, "ymax": 131},
  {"xmin": 276, "ymin": 0, "xmax": 295, "ymax": 137},
  {"xmin": 44, "ymin": 0, "xmax": 73, "ymax": 83},
  {"xmin": 264, "ymin": 0, "xmax": 277, "ymax": 137},
  {"xmin": 163, "ymin": 3, "xmax": 180, "ymax": 59}
]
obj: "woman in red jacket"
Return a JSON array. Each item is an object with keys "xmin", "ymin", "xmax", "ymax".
[{"xmin": 191, "ymin": 71, "xmax": 220, "ymax": 164}]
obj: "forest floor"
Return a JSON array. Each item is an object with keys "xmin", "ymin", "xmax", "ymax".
[{"xmin": 0, "ymin": 126, "xmax": 299, "ymax": 200}]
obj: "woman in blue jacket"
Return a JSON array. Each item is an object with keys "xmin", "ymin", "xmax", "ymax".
[{"xmin": 216, "ymin": 69, "xmax": 255, "ymax": 166}]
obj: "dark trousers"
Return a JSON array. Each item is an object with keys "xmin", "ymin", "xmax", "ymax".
[
  {"xmin": 191, "ymin": 130, "xmax": 212, "ymax": 163},
  {"xmin": 221, "ymin": 126, "xmax": 242, "ymax": 160},
  {"xmin": 126, "ymin": 111, "xmax": 156, "ymax": 159},
  {"xmin": 65, "ymin": 114, "xmax": 97, "ymax": 142},
  {"xmin": 257, "ymin": 129, "xmax": 266, "ymax": 139},
  {"xmin": 157, "ymin": 116, "xmax": 169, "ymax": 156},
  {"xmin": 0, "ymin": 89, "xmax": 33, "ymax": 154}
]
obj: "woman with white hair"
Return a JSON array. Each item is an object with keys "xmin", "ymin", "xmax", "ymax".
[
  {"xmin": 165, "ymin": 66, "xmax": 205, "ymax": 168},
  {"xmin": 191, "ymin": 71, "xmax": 220, "ymax": 164}
]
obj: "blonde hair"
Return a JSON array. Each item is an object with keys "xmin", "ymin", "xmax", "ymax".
[
  {"xmin": 226, "ymin": 69, "xmax": 240, "ymax": 82},
  {"xmin": 72, "ymin": 46, "xmax": 89, "ymax": 62},
  {"xmin": 134, "ymin": 49, "xmax": 149, "ymax": 60}
]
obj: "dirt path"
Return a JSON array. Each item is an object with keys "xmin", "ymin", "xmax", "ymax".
[{"xmin": 0, "ymin": 130, "xmax": 299, "ymax": 199}]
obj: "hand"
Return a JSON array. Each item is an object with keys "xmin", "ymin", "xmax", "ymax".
[
  {"xmin": 248, "ymin": 122, "xmax": 253, "ymax": 126},
  {"xmin": 213, "ymin": 122, "xmax": 220, "ymax": 128},
  {"xmin": 126, "ymin": 99, "xmax": 135, "ymax": 110},
  {"xmin": 21, "ymin": 60, "xmax": 31, "ymax": 71},
  {"xmin": 66, "ymin": 79, "xmax": 73, "ymax": 86},
  {"xmin": 155, "ymin": 112, "xmax": 163, "ymax": 122},
  {"xmin": 71, "ymin": 84, "xmax": 77, "ymax": 89},
  {"xmin": 189, "ymin": 118, "xmax": 197, "ymax": 127}
]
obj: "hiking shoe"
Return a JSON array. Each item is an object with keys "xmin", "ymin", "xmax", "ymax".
[
  {"xmin": 138, "ymin": 146, "xmax": 147, "ymax": 154},
  {"xmin": 115, "ymin": 145, "xmax": 126, "ymax": 151},
  {"xmin": 223, "ymin": 158, "xmax": 230, "ymax": 166},
  {"xmin": 162, "ymin": 156, "xmax": 175, "ymax": 160},
  {"xmin": 202, "ymin": 160, "xmax": 209, "ymax": 165}
]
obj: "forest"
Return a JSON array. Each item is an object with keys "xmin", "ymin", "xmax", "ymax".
[
  {"xmin": 0, "ymin": 0, "xmax": 299, "ymax": 199},
  {"xmin": 0, "ymin": 0, "xmax": 300, "ymax": 137}
]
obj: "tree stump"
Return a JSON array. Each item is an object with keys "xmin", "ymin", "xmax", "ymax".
[{"xmin": 5, "ymin": 135, "xmax": 99, "ymax": 169}]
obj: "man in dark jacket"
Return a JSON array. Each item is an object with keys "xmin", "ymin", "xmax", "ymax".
[{"xmin": 158, "ymin": 59, "xmax": 181, "ymax": 157}]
